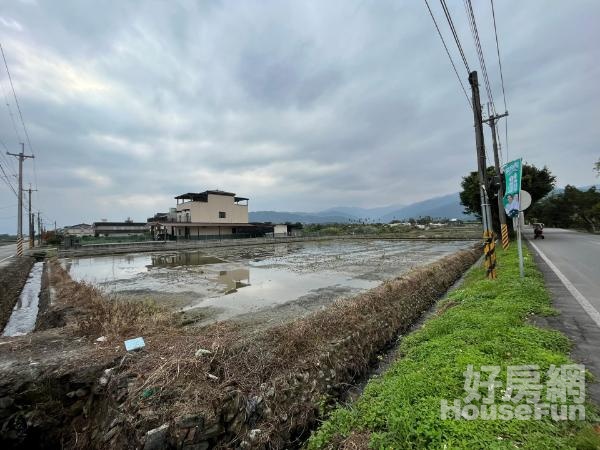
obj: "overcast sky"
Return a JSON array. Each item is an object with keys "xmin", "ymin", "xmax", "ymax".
[{"xmin": 0, "ymin": 0, "xmax": 598, "ymax": 232}]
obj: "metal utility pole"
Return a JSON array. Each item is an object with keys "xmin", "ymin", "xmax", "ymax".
[
  {"xmin": 26, "ymin": 184, "xmax": 38, "ymax": 249},
  {"xmin": 7, "ymin": 143, "xmax": 34, "ymax": 256},
  {"xmin": 468, "ymin": 71, "xmax": 496, "ymax": 279},
  {"xmin": 483, "ymin": 106, "xmax": 509, "ymax": 250}
]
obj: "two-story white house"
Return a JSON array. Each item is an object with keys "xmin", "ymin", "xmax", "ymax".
[{"xmin": 151, "ymin": 190, "xmax": 256, "ymax": 239}]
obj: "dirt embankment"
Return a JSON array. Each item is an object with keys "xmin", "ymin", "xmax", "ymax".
[
  {"xmin": 0, "ymin": 248, "xmax": 480, "ymax": 449},
  {"xmin": 0, "ymin": 256, "xmax": 35, "ymax": 332}
]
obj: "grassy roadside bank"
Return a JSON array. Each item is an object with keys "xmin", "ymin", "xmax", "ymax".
[{"xmin": 308, "ymin": 246, "xmax": 600, "ymax": 449}]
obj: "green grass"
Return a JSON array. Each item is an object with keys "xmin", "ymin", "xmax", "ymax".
[{"xmin": 307, "ymin": 246, "xmax": 600, "ymax": 449}]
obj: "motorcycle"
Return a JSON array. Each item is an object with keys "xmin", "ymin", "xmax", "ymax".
[{"xmin": 533, "ymin": 223, "xmax": 544, "ymax": 239}]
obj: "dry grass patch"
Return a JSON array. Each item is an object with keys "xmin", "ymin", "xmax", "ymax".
[{"xmin": 47, "ymin": 259, "xmax": 173, "ymax": 339}]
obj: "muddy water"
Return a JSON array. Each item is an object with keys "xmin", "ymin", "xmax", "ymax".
[
  {"xmin": 2, "ymin": 262, "xmax": 44, "ymax": 337},
  {"xmin": 62, "ymin": 239, "xmax": 473, "ymax": 325}
]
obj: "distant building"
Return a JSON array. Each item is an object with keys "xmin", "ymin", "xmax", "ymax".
[
  {"xmin": 273, "ymin": 224, "xmax": 289, "ymax": 237},
  {"xmin": 271, "ymin": 223, "xmax": 303, "ymax": 237},
  {"xmin": 63, "ymin": 223, "xmax": 94, "ymax": 237},
  {"xmin": 147, "ymin": 208, "xmax": 177, "ymax": 223},
  {"xmin": 93, "ymin": 220, "xmax": 148, "ymax": 237},
  {"xmin": 148, "ymin": 190, "xmax": 256, "ymax": 239}
]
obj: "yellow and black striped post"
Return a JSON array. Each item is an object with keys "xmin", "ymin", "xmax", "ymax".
[
  {"xmin": 483, "ymin": 230, "xmax": 497, "ymax": 279},
  {"xmin": 16, "ymin": 236, "xmax": 23, "ymax": 256},
  {"xmin": 500, "ymin": 223, "xmax": 510, "ymax": 250}
]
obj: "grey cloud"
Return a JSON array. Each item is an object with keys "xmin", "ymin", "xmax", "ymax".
[{"xmin": 0, "ymin": 0, "xmax": 598, "ymax": 231}]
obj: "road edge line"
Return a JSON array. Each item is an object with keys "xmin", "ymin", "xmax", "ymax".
[
  {"xmin": 0, "ymin": 254, "xmax": 15, "ymax": 264},
  {"xmin": 528, "ymin": 240, "xmax": 600, "ymax": 329}
]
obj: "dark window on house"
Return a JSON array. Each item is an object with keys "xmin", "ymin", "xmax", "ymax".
[{"xmin": 219, "ymin": 211, "xmax": 226, "ymax": 218}]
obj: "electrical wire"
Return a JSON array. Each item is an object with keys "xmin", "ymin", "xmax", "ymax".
[
  {"xmin": 463, "ymin": 0, "xmax": 496, "ymax": 115},
  {"xmin": 438, "ymin": 0, "xmax": 470, "ymax": 73},
  {"xmin": 0, "ymin": 43, "xmax": 34, "ymax": 156},
  {"xmin": 0, "ymin": 138, "xmax": 18, "ymax": 196},
  {"xmin": 423, "ymin": 0, "xmax": 472, "ymax": 110},
  {"xmin": 1, "ymin": 75, "xmax": 23, "ymax": 177},
  {"xmin": 0, "ymin": 42, "xmax": 38, "ymax": 194},
  {"xmin": 0, "ymin": 167, "xmax": 18, "ymax": 197},
  {"xmin": 489, "ymin": 0, "xmax": 507, "ymax": 112},
  {"xmin": 489, "ymin": 0, "xmax": 509, "ymax": 160}
]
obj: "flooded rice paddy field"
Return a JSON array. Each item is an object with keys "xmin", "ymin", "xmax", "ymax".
[{"xmin": 62, "ymin": 239, "xmax": 474, "ymax": 327}]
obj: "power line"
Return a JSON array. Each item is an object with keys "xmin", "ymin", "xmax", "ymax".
[
  {"xmin": 1, "ymin": 76, "xmax": 24, "ymax": 175},
  {"xmin": 489, "ymin": 0, "xmax": 507, "ymax": 112},
  {"xmin": 0, "ymin": 43, "xmax": 34, "ymax": 155},
  {"xmin": 0, "ymin": 139, "xmax": 18, "ymax": 195},
  {"xmin": 423, "ymin": 0, "xmax": 472, "ymax": 109},
  {"xmin": 0, "ymin": 42, "xmax": 38, "ymax": 192},
  {"xmin": 0, "ymin": 141, "xmax": 18, "ymax": 197},
  {"xmin": 463, "ymin": 0, "xmax": 494, "ymax": 111},
  {"xmin": 489, "ymin": 0, "xmax": 509, "ymax": 160},
  {"xmin": 463, "ymin": 0, "xmax": 496, "ymax": 115},
  {"xmin": 0, "ymin": 150, "xmax": 16, "ymax": 177},
  {"xmin": 0, "ymin": 56, "xmax": 23, "ymax": 179},
  {"xmin": 0, "ymin": 165, "xmax": 18, "ymax": 197},
  {"xmin": 438, "ymin": 0, "xmax": 471, "ymax": 73}
]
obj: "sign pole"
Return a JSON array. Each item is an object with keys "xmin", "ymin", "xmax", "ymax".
[{"xmin": 516, "ymin": 214, "xmax": 524, "ymax": 278}]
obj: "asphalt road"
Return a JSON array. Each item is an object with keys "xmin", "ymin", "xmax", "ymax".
[
  {"xmin": 527, "ymin": 227, "xmax": 600, "ymax": 404},
  {"xmin": 528, "ymin": 228, "xmax": 600, "ymax": 313},
  {"xmin": 0, "ymin": 243, "xmax": 17, "ymax": 268}
]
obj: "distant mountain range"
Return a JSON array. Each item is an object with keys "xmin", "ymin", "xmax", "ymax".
[
  {"xmin": 549, "ymin": 184, "xmax": 599, "ymax": 195},
  {"xmin": 249, "ymin": 192, "xmax": 475, "ymax": 224}
]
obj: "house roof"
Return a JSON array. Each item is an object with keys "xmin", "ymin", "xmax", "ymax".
[
  {"xmin": 93, "ymin": 222, "xmax": 147, "ymax": 227},
  {"xmin": 64, "ymin": 223, "xmax": 92, "ymax": 229},
  {"xmin": 175, "ymin": 190, "xmax": 248, "ymax": 202}
]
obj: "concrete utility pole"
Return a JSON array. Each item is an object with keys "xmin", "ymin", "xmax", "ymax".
[
  {"xmin": 468, "ymin": 71, "xmax": 496, "ymax": 279},
  {"xmin": 26, "ymin": 184, "xmax": 38, "ymax": 249},
  {"xmin": 7, "ymin": 143, "xmax": 34, "ymax": 256},
  {"xmin": 37, "ymin": 212, "xmax": 41, "ymax": 246},
  {"xmin": 483, "ymin": 106, "xmax": 509, "ymax": 250}
]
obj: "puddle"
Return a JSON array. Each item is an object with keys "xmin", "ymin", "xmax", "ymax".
[
  {"xmin": 62, "ymin": 240, "xmax": 473, "ymax": 324},
  {"xmin": 2, "ymin": 262, "xmax": 44, "ymax": 337}
]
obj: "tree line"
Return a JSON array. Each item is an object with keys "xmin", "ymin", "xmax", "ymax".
[{"xmin": 459, "ymin": 159, "xmax": 600, "ymax": 234}]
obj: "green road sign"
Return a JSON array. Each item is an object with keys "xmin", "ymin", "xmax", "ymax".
[{"xmin": 502, "ymin": 158, "xmax": 522, "ymax": 218}]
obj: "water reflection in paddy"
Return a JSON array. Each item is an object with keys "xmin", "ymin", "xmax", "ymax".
[{"xmin": 62, "ymin": 239, "xmax": 473, "ymax": 322}]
